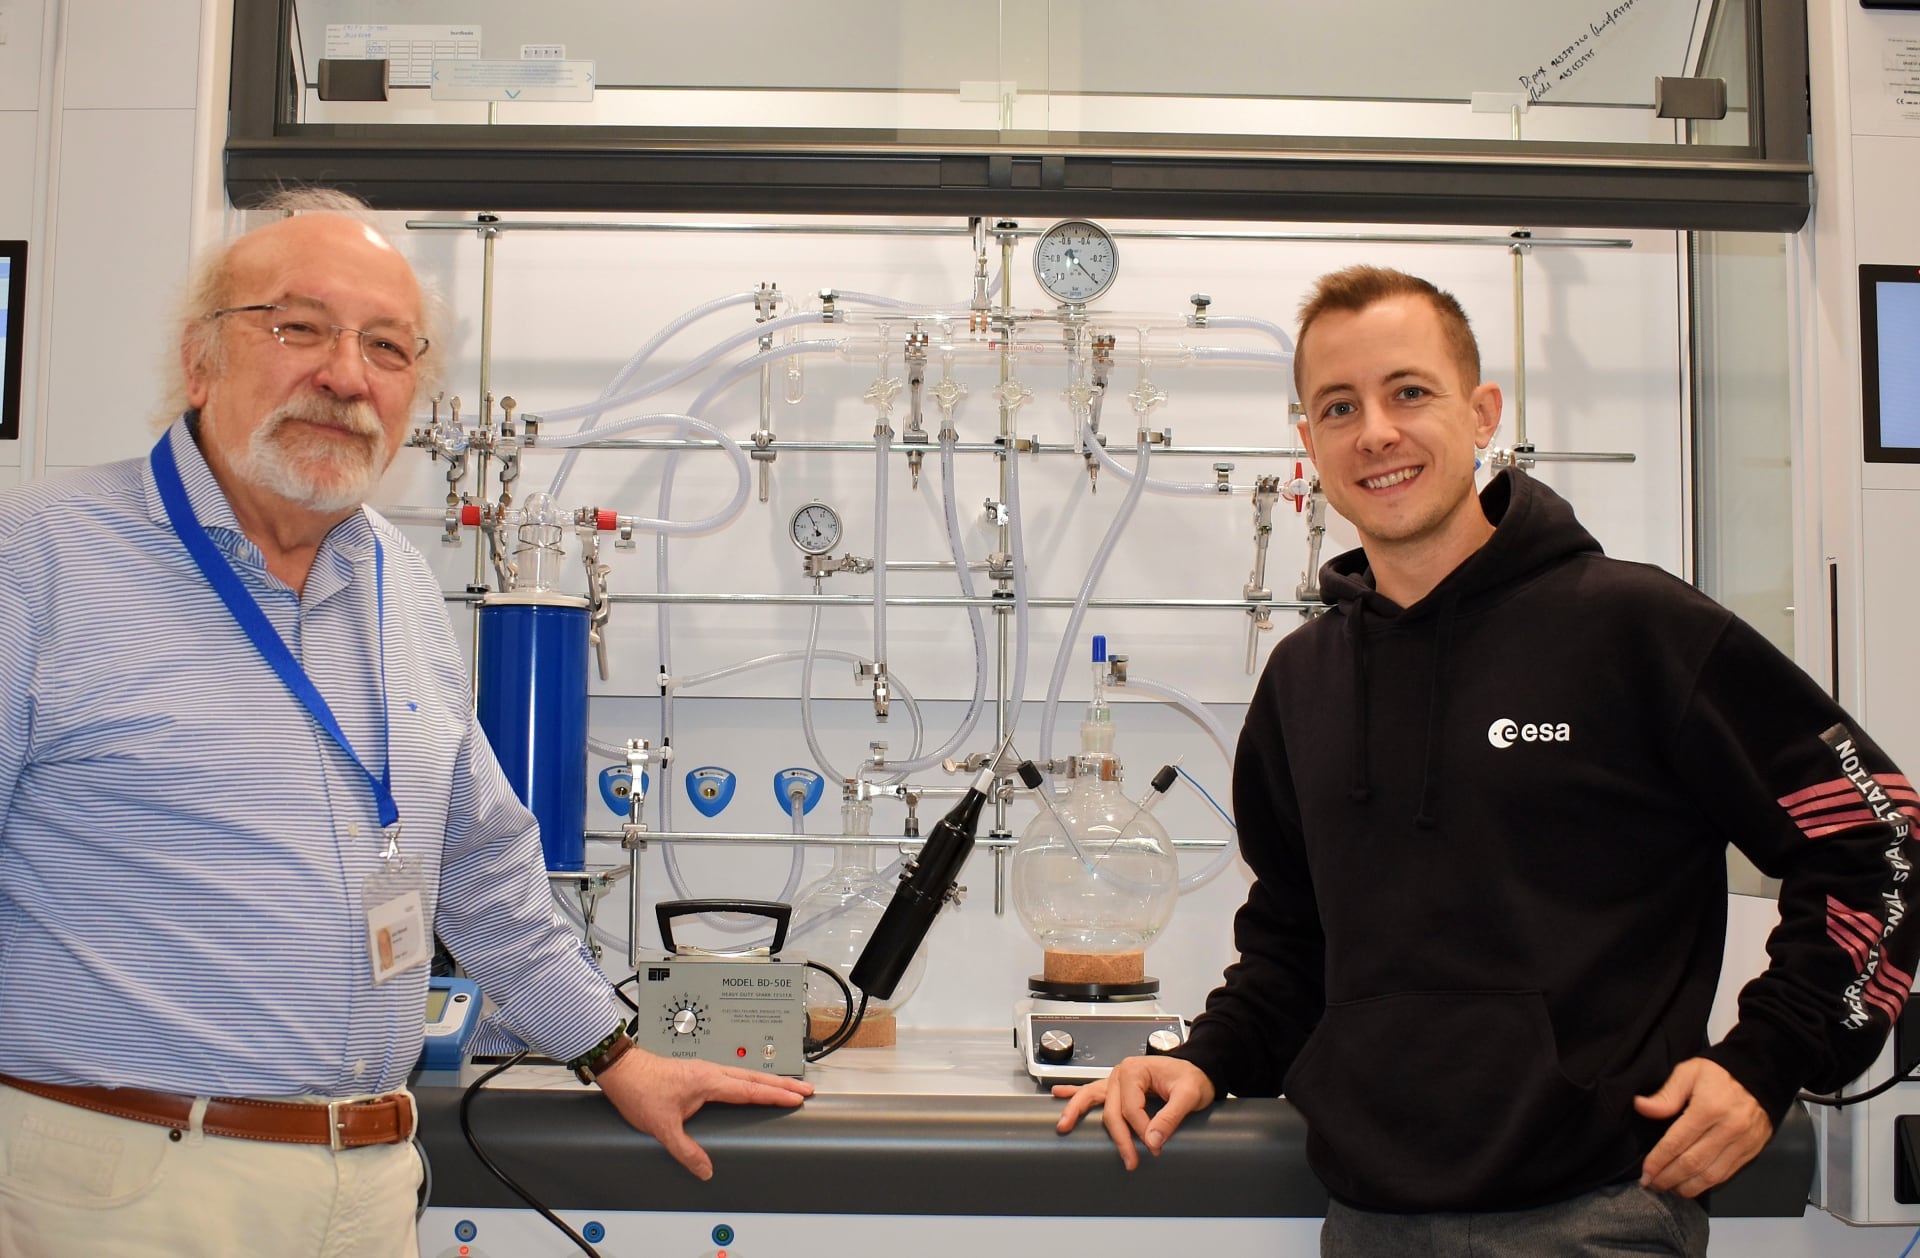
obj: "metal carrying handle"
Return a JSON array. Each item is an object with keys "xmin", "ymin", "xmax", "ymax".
[{"xmin": 655, "ymin": 898, "xmax": 793, "ymax": 955}]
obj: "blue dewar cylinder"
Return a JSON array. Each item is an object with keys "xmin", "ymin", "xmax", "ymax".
[{"xmin": 475, "ymin": 595, "xmax": 591, "ymax": 871}]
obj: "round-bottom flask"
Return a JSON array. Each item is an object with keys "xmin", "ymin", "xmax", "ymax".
[
  {"xmin": 1013, "ymin": 753, "xmax": 1178, "ymax": 986},
  {"xmin": 785, "ymin": 798, "xmax": 925, "ymax": 1046}
]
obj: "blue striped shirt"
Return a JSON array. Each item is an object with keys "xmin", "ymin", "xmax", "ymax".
[{"xmin": 0, "ymin": 418, "xmax": 621, "ymax": 1096}]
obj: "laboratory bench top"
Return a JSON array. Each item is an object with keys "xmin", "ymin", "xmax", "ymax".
[{"xmin": 413, "ymin": 1031, "xmax": 1816, "ymax": 1218}]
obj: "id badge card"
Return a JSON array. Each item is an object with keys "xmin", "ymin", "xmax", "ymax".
[{"xmin": 363, "ymin": 852, "xmax": 429, "ymax": 985}]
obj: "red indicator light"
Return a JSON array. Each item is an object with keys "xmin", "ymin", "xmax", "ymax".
[
  {"xmin": 459, "ymin": 1249, "xmax": 470, "ymax": 1257},
  {"xmin": 736, "ymin": 1046, "xmax": 747, "ymax": 1057}
]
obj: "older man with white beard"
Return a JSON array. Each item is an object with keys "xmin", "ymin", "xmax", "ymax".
[{"xmin": 0, "ymin": 192, "xmax": 810, "ymax": 1258}]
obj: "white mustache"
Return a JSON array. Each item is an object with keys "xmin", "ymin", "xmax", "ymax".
[{"xmin": 262, "ymin": 396, "xmax": 382, "ymax": 440}]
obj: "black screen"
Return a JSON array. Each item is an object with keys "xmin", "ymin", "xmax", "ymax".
[
  {"xmin": 1859, "ymin": 264, "xmax": 1920, "ymax": 464},
  {"xmin": 0, "ymin": 241, "xmax": 22, "ymax": 443}
]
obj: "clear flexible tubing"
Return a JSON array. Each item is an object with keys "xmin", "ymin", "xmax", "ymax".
[
  {"xmin": 1196, "ymin": 315, "xmax": 1297, "ymax": 352},
  {"xmin": 653, "ymin": 337, "xmax": 849, "ymax": 838},
  {"xmin": 1036, "ymin": 433, "xmax": 1154, "ymax": 769},
  {"xmin": 1081, "ymin": 413, "xmax": 1220, "ymax": 498},
  {"xmin": 536, "ymin": 311, "xmax": 821, "ymax": 428},
  {"xmin": 536, "ymin": 412, "xmax": 753, "ymax": 536},
  {"xmin": 1185, "ymin": 346, "xmax": 1295, "ymax": 367},
  {"xmin": 880, "ymin": 434, "xmax": 989, "ymax": 773},
  {"xmin": 544, "ymin": 310, "xmax": 821, "ymax": 502},
  {"xmin": 648, "ymin": 336, "xmax": 854, "ymax": 911},
  {"xmin": 872, "ymin": 424, "xmax": 890, "ymax": 693},
  {"xmin": 545, "ymin": 291, "xmax": 761, "ymax": 498},
  {"xmin": 1115, "ymin": 674, "xmax": 1242, "ymax": 892},
  {"xmin": 685, "ymin": 338, "xmax": 845, "ymax": 417},
  {"xmin": 796, "ymin": 604, "xmax": 926, "ymax": 784},
  {"xmin": 834, "ymin": 291, "xmax": 973, "ymax": 314}
]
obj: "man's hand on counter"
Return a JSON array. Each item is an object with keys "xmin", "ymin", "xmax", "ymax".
[
  {"xmin": 1053, "ymin": 1055, "xmax": 1216, "ymax": 1171},
  {"xmin": 596, "ymin": 1045, "xmax": 814, "ymax": 1181}
]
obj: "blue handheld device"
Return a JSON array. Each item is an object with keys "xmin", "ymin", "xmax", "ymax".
[{"xmin": 418, "ymin": 975, "xmax": 482, "ymax": 1072}]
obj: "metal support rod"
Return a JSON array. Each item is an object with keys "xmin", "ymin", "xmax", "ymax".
[
  {"xmin": 629, "ymin": 841, "xmax": 642, "ymax": 972},
  {"xmin": 443, "ymin": 589, "xmax": 1315, "ymax": 612},
  {"xmin": 539, "ymin": 436, "xmax": 1313, "ymax": 459},
  {"xmin": 584, "ymin": 830, "xmax": 1230, "ymax": 851},
  {"xmin": 1511, "ymin": 234, "xmax": 1530, "ymax": 447},
  {"xmin": 991, "ymin": 219, "xmax": 1018, "ymax": 868},
  {"xmin": 405, "ymin": 217, "xmax": 1635, "ymax": 252}
]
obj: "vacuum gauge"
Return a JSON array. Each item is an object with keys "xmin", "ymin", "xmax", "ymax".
[
  {"xmin": 789, "ymin": 500, "xmax": 843, "ymax": 555},
  {"xmin": 1033, "ymin": 219, "xmax": 1119, "ymax": 306}
]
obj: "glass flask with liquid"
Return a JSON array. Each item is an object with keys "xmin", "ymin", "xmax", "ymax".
[
  {"xmin": 785, "ymin": 795, "xmax": 926, "ymax": 1047},
  {"xmin": 1012, "ymin": 688, "xmax": 1178, "ymax": 988}
]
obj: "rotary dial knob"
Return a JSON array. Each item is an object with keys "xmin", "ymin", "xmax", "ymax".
[
  {"xmin": 664, "ymin": 997, "xmax": 706, "ymax": 1037},
  {"xmin": 1146, "ymin": 1028, "xmax": 1183, "ymax": 1055},
  {"xmin": 1037, "ymin": 1028, "xmax": 1076, "ymax": 1065}
]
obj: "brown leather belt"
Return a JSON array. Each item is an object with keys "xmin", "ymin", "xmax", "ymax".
[{"xmin": 0, "ymin": 1074, "xmax": 416, "ymax": 1150}]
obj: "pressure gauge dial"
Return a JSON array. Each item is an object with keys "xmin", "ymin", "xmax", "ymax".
[
  {"xmin": 1032, "ymin": 219, "xmax": 1119, "ymax": 306},
  {"xmin": 789, "ymin": 501, "xmax": 842, "ymax": 555}
]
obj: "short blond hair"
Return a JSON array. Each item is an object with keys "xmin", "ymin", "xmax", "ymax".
[{"xmin": 1293, "ymin": 266, "xmax": 1481, "ymax": 404}]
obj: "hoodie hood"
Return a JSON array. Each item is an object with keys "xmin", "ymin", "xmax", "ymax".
[
  {"xmin": 1316, "ymin": 469, "xmax": 1604, "ymax": 825},
  {"xmin": 1318, "ymin": 467, "xmax": 1604, "ymax": 617}
]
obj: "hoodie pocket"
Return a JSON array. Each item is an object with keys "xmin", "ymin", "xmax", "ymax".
[{"xmin": 1284, "ymin": 989, "xmax": 1637, "ymax": 1212}]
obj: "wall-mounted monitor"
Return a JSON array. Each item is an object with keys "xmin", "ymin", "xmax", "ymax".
[
  {"xmin": 0, "ymin": 241, "xmax": 22, "ymax": 443},
  {"xmin": 1860, "ymin": 264, "xmax": 1920, "ymax": 464}
]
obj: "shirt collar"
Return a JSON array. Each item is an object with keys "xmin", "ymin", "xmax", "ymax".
[{"xmin": 144, "ymin": 411, "xmax": 379, "ymax": 583}]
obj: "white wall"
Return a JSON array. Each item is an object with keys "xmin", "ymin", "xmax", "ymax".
[{"xmin": 0, "ymin": 0, "xmax": 219, "ymax": 492}]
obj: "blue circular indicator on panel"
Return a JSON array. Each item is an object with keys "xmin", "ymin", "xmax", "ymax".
[
  {"xmin": 712, "ymin": 1223, "xmax": 736, "ymax": 1245},
  {"xmin": 454, "ymin": 1219, "xmax": 477, "ymax": 1242},
  {"xmin": 583, "ymin": 1221, "xmax": 606, "ymax": 1242}
]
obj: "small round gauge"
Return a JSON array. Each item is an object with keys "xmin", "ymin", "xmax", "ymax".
[
  {"xmin": 789, "ymin": 500, "xmax": 842, "ymax": 555},
  {"xmin": 1032, "ymin": 219, "xmax": 1119, "ymax": 306}
]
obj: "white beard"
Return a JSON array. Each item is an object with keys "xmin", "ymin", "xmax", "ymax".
[{"xmin": 230, "ymin": 395, "xmax": 389, "ymax": 514}]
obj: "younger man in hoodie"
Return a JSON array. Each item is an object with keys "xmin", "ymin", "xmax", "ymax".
[{"xmin": 1056, "ymin": 266, "xmax": 1920, "ymax": 1256}]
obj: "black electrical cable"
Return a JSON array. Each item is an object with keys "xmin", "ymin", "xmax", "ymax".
[
  {"xmin": 802, "ymin": 960, "xmax": 858, "ymax": 1061},
  {"xmin": 819, "ymin": 993, "xmax": 871, "ymax": 1058},
  {"xmin": 458, "ymin": 1050, "xmax": 603, "ymax": 1258},
  {"xmin": 612, "ymin": 971, "xmax": 640, "ymax": 1013},
  {"xmin": 1800, "ymin": 1067, "xmax": 1920, "ymax": 1108}
]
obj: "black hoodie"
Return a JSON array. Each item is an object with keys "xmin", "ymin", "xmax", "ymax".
[{"xmin": 1173, "ymin": 469, "xmax": 1920, "ymax": 1213}]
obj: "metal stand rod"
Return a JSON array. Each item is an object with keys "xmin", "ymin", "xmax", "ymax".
[{"xmin": 405, "ymin": 217, "xmax": 1634, "ymax": 252}]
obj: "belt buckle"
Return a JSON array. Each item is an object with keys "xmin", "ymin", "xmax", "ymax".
[
  {"xmin": 327, "ymin": 1097, "xmax": 350, "ymax": 1151},
  {"xmin": 327, "ymin": 1093, "xmax": 414, "ymax": 1150}
]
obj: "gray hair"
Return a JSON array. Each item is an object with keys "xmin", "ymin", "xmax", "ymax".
[{"xmin": 157, "ymin": 187, "xmax": 448, "ymax": 426}]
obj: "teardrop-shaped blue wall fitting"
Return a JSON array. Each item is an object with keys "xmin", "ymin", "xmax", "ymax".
[
  {"xmin": 597, "ymin": 766, "xmax": 650, "ymax": 817},
  {"xmin": 685, "ymin": 766, "xmax": 738, "ymax": 818},
  {"xmin": 772, "ymin": 767, "xmax": 824, "ymax": 816}
]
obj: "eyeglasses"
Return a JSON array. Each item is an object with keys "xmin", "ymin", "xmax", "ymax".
[{"xmin": 206, "ymin": 303, "xmax": 429, "ymax": 372}]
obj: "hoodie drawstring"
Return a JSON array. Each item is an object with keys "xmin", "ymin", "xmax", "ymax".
[
  {"xmin": 1412, "ymin": 599, "xmax": 1458, "ymax": 831},
  {"xmin": 1346, "ymin": 609, "xmax": 1372, "ymax": 804}
]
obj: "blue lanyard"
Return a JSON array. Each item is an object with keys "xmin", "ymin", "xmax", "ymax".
[{"xmin": 149, "ymin": 430, "xmax": 400, "ymax": 833}]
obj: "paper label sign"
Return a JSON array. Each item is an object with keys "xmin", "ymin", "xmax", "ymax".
[
  {"xmin": 326, "ymin": 25, "xmax": 480, "ymax": 89},
  {"xmin": 430, "ymin": 59, "xmax": 595, "ymax": 102}
]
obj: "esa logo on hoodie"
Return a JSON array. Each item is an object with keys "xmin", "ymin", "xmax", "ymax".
[{"xmin": 1487, "ymin": 718, "xmax": 1572, "ymax": 748}]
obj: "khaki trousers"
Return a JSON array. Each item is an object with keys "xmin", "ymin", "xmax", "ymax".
[{"xmin": 0, "ymin": 1080, "xmax": 422, "ymax": 1258}]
